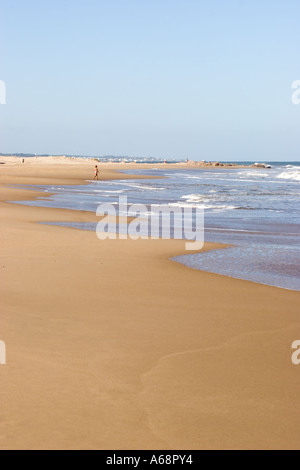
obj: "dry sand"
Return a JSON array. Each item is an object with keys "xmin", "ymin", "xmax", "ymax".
[{"xmin": 0, "ymin": 158, "xmax": 299, "ymax": 450}]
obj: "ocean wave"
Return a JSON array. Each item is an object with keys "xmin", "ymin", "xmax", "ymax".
[
  {"xmin": 169, "ymin": 202, "xmax": 238, "ymax": 211},
  {"xmin": 107, "ymin": 181, "xmax": 166, "ymax": 190},
  {"xmin": 180, "ymin": 193, "xmax": 226, "ymax": 204},
  {"xmin": 237, "ymin": 171, "xmax": 270, "ymax": 178},
  {"xmin": 93, "ymin": 190, "xmax": 126, "ymax": 194},
  {"xmin": 277, "ymin": 171, "xmax": 300, "ymax": 182},
  {"xmin": 124, "ymin": 183, "xmax": 166, "ymax": 190},
  {"xmin": 181, "ymin": 194, "xmax": 208, "ymax": 202}
]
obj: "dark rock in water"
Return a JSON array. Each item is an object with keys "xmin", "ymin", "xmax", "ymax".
[{"xmin": 251, "ymin": 163, "xmax": 272, "ymax": 169}]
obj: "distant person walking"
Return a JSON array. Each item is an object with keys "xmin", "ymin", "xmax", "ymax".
[{"xmin": 94, "ymin": 165, "xmax": 99, "ymax": 181}]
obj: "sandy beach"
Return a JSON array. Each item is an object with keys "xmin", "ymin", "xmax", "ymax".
[{"xmin": 0, "ymin": 158, "xmax": 299, "ymax": 450}]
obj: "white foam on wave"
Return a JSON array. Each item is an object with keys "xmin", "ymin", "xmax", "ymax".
[
  {"xmin": 93, "ymin": 190, "xmax": 125, "ymax": 194},
  {"xmin": 169, "ymin": 202, "xmax": 237, "ymax": 211},
  {"xmin": 106, "ymin": 181, "xmax": 166, "ymax": 190},
  {"xmin": 181, "ymin": 193, "xmax": 225, "ymax": 204},
  {"xmin": 237, "ymin": 171, "xmax": 270, "ymax": 178},
  {"xmin": 181, "ymin": 193, "xmax": 207, "ymax": 202},
  {"xmin": 277, "ymin": 170, "xmax": 300, "ymax": 182}
]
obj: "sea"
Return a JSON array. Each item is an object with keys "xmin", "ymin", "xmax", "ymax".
[{"xmin": 13, "ymin": 162, "xmax": 300, "ymax": 291}]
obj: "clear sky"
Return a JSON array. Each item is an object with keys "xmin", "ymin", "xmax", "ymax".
[{"xmin": 0, "ymin": 0, "xmax": 299, "ymax": 161}]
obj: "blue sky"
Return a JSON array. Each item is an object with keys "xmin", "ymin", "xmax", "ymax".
[{"xmin": 0, "ymin": 0, "xmax": 299, "ymax": 161}]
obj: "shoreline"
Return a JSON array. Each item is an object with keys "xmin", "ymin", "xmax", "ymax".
[
  {"xmin": 0, "ymin": 154, "xmax": 265, "ymax": 170},
  {"xmin": 5, "ymin": 160, "xmax": 297, "ymax": 293},
  {"xmin": 0, "ymin": 161, "xmax": 299, "ymax": 450}
]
